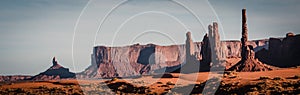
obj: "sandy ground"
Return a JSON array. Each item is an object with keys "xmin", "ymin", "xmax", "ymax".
[{"xmin": 0, "ymin": 65, "xmax": 300, "ymax": 94}]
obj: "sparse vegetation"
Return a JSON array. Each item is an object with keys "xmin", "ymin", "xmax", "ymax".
[
  {"xmin": 111, "ymin": 77, "xmax": 118, "ymax": 81},
  {"xmin": 294, "ymin": 75, "xmax": 300, "ymax": 79},
  {"xmin": 223, "ymin": 71, "xmax": 238, "ymax": 78},
  {"xmin": 166, "ymin": 81, "xmax": 175, "ymax": 85},
  {"xmin": 156, "ymin": 82, "xmax": 163, "ymax": 84},
  {"xmin": 273, "ymin": 76, "xmax": 284, "ymax": 80},
  {"xmin": 229, "ymin": 75, "xmax": 237, "ymax": 78},
  {"xmin": 259, "ymin": 76, "xmax": 271, "ymax": 80},
  {"xmin": 0, "ymin": 67, "xmax": 300, "ymax": 95}
]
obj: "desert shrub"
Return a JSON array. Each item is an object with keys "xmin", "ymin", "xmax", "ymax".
[
  {"xmin": 257, "ymin": 82, "xmax": 267, "ymax": 89},
  {"xmin": 15, "ymin": 88, "xmax": 25, "ymax": 93},
  {"xmin": 156, "ymin": 82, "xmax": 163, "ymax": 84},
  {"xmin": 246, "ymin": 91, "xmax": 259, "ymax": 95},
  {"xmin": 273, "ymin": 77, "xmax": 284, "ymax": 80},
  {"xmin": 270, "ymin": 86, "xmax": 284, "ymax": 92},
  {"xmin": 166, "ymin": 81, "xmax": 175, "ymax": 85},
  {"xmin": 111, "ymin": 77, "xmax": 118, "ymax": 81},
  {"xmin": 229, "ymin": 75, "xmax": 237, "ymax": 78},
  {"xmin": 160, "ymin": 85, "xmax": 169, "ymax": 87},
  {"xmin": 250, "ymin": 87, "xmax": 258, "ymax": 91},
  {"xmin": 5, "ymin": 88, "xmax": 13, "ymax": 92},
  {"xmin": 259, "ymin": 76, "xmax": 270, "ymax": 80},
  {"xmin": 224, "ymin": 71, "xmax": 231, "ymax": 75},
  {"xmin": 38, "ymin": 85, "xmax": 48, "ymax": 89},
  {"xmin": 220, "ymin": 81, "xmax": 226, "ymax": 86}
]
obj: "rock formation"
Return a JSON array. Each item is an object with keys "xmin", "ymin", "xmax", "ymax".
[
  {"xmin": 257, "ymin": 33, "xmax": 300, "ymax": 67},
  {"xmin": 30, "ymin": 57, "xmax": 76, "ymax": 80},
  {"xmin": 79, "ymin": 40, "xmax": 275, "ymax": 78},
  {"xmin": 241, "ymin": 9, "xmax": 249, "ymax": 61},
  {"xmin": 78, "ymin": 44, "xmax": 187, "ymax": 78},
  {"xmin": 185, "ymin": 32, "xmax": 198, "ymax": 65},
  {"xmin": 201, "ymin": 34, "xmax": 211, "ymax": 63},
  {"xmin": 228, "ymin": 9, "xmax": 273, "ymax": 72},
  {"xmin": 186, "ymin": 32, "xmax": 195, "ymax": 57},
  {"xmin": 76, "ymin": 15, "xmax": 298, "ymax": 78},
  {"xmin": 199, "ymin": 22, "xmax": 226, "ymax": 71},
  {"xmin": 52, "ymin": 57, "xmax": 58, "ymax": 66},
  {"xmin": 208, "ymin": 22, "xmax": 226, "ymax": 64},
  {"xmin": 208, "ymin": 22, "xmax": 226, "ymax": 70},
  {"xmin": 179, "ymin": 32, "xmax": 200, "ymax": 73}
]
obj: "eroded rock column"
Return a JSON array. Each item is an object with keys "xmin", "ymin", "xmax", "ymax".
[
  {"xmin": 228, "ymin": 9, "xmax": 273, "ymax": 72},
  {"xmin": 208, "ymin": 22, "xmax": 224, "ymax": 65},
  {"xmin": 186, "ymin": 32, "xmax": 195, "ymax": 57},
  {"xmin": 241, "ymin": 9, "xmax": 249, "ymax": 60},
  {"xmin": 52, "ymin": 57, "xmax": 58, "ymax": 66}
]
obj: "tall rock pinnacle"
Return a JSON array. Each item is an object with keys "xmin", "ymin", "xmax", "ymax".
[
  {"xmin": 241, "ymin": 9, "xmax": 248, "ymax": 60},
  {"xmin": 186, "ymin": 32, "xmax": 195, "ymax": 57},
  {"xmin": 228, "ymin": 9, "xmax": 273, "ymax": 72},
  {"xmin": 52, "ymin": 57, "xmax": 58, "ymax": 66},
  {"xmin": 30, "ymin": 57, "xmax": 76, "ymax": 80},
  {"xmin": 208, "ymin": 22, "xmax": 225, "ymax": 65},
  {"xmin": 183, "ymin": 31, "xmax": 200, "ymax": 73}
]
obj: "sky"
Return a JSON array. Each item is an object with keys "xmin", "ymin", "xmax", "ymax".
[{"xmin": 0, "ymin": 0, "xmax": 299, "ymax": 75}]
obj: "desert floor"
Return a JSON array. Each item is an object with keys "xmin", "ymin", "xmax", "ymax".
[{"xmin": 1, "ymin": 67, "xmax": 300, "ymax": 95}]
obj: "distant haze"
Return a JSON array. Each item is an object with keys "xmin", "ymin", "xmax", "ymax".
[{"xmin": 0, "ymin": 0, "xmax": 299, "ymax": 75}]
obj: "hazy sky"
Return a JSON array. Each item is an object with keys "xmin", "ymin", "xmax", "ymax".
[{"xmin": 1, "ymin": 0, "xmax": 299, "ymax": 75}]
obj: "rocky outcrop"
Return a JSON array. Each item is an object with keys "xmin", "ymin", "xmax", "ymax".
[
  {"xmin": 201, "ymin": 34, "xmax": 211, "ymax": 63},
  {"xmin": 79, "ymin": 40, "xmax": 274, "ymax": 78},
  {"xmin": 228, "ymin": 9, "xmax": 273, "ymax": 72},
  {"xmin": 76, "ymin": 11, "xmax": 297, "ymax": 77},
  {"xmin": 263, "ymin": 33, "xmax": 300, "ymax": 67},
  {"xmin": 208, "ymin": 22, "xmax": 226, "ymax": 72},
  {"xmin": 208, "ymin": 22, "xmax": 226, "ymax": 65},
  {"xmin": 185, "ymin": 32, "xmax": 199, "ymax": 64},
  {"xmin": 30, "ymin": 57, "xmax": 76, "ymax": 80},
  {"xmin": 78, "ymin": 44, "xmax": 188, "ymax": 78},
  {"xmin": 79, "ymin": 37, "xmax": 294, "ymax": 78},
  {"xmin": 174, "ymin": 32, "xmax": 201, "ymax": 73},
  {"xmin": 241, "ymin": 9, "xmax": 249, "ymax": 61},
  {"xmin": 198, "ymin": 22, "xmax": 226, "ymax": 72}
]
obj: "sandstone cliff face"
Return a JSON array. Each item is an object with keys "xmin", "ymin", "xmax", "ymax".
[
  {"xmin": 79, "ymin": 39, "xmax": 267, "ymax": 78},
  {"xmin": 80, "ymin": 44, "xmax": 187, "ymax": 78},
  {"xmin": 77, "ymin": 14, "xmax": 295, "ymax": 77},
  {"xmin": 266, "ymin": 34, "xmax": 300, "ymax": 67}
]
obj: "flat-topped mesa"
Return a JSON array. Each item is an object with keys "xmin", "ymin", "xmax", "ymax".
[{"xmin": 266, "ymin": 32, "xmax": 300, "ymax": 67}]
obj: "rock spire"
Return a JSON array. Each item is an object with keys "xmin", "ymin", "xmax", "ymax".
[
  {"xmin": 228, "ymin": 9, "xmax": 273, "ymax": 72},
  {"xmin": 52, "ymin": 57, "xmax": 58, "ymax": 66}
]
